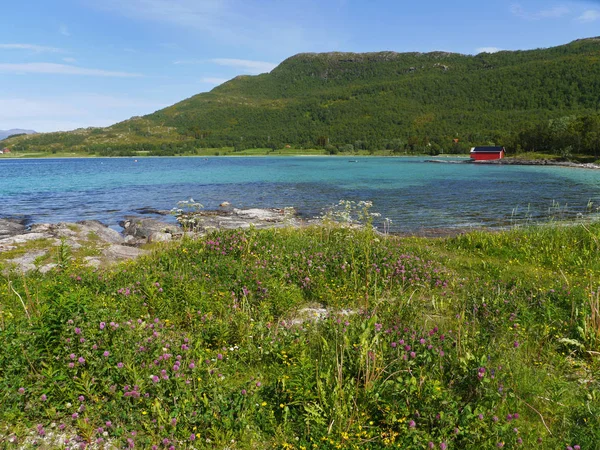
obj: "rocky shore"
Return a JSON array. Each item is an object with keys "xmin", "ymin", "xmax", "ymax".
[
  {"xmin": 426, "ymin": 158, "xmax": 600, "ymax": 169},
  {"xmin": 0, "ymin": 207, "xmax": 301, "ymax": 273}
]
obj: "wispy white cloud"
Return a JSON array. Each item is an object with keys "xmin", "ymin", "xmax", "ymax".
[
  {"xmin": 199, "ymin": 77, "xmax": 229, "ymax": 85},
  {"xmin": 577, "ymin": 9, "xmax": 600, "ymax": 22},
  {"xmin": 476, "ymin": 47, "xmax": 501, "ymax": 54},
  {"xmin": 210, "ymin": 58, "xmax": 276, "ymax": 74},
  {"xmin": 174, "ymin": 58, "xmax": 277, "ymax": 74},
  {"xmin": 0, "ymin": 63, "xmax": 141, "ymax": 77},
  {"xmin": 0, "ymin": 43, "xmax": 65, "ymax": 53},
  {"xmin": 86, "ymin": 0, "xmax": 318, "ymax": 55},
  {"xmin": 0, "ymin": 94, "xmax": 167, "ymax": 132},
  {"xmin": 510, "ymin": 3, "xmax": 570, "ymax": 19},
  {"xmin": 63, "ymin": 57, "xmax": 77, "ymax": 63},
  {"xmin": 59, "ymin": 25, "xmax": 71, "ymax": 36},
  {"xmin": 538, "ymin": 6, "xmax": 570, "ymax": 18},
  {"xmin": 90, "ymin": 0, "xmax": 229, "ymax": 35},
  {"xmin": 0, "ymin": 98, "xmax": 82, "ymax": 119}
]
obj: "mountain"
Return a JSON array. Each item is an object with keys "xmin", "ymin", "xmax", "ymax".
[
  {"xmin": 4, "ymin": 37, "xmax": 600, "ymax": 155},
  {"xmin": 0, "ymin": 129, "xmax": 36, "ymax": 141}
]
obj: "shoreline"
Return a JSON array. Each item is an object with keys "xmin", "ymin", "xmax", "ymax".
[
  {"xmin": 426, "ymin": 157, "xmax": 600, "ymax": 170},
  {"xmin": 2, "ymin": 152, "xmax": 599, "ymax": 169}
]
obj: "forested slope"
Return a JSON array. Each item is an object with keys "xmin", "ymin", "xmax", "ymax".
[{"xmin": 4, "ymin": 37, "xmax": 600, "ymax": 155}]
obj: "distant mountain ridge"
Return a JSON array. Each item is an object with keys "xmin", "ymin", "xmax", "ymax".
[
  {"xmin": 3, "ymin": 37, "xmax": 600, "ymax": 155},
  {"xmin": 0, "ymin": 129, "xmax": 36, "ymax": 141}
]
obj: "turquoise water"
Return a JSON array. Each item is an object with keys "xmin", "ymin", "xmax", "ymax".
[{"xmin": 1, "ymin": 156, "xmax": 599, "ymax": 232}]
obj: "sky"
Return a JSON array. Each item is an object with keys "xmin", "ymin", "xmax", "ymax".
[{"xmin": 1, "ymin": 0, "xmax": 599, "ymax": 133}]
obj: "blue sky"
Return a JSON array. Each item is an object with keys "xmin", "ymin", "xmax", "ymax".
[{"xmin": 1, "ymin": 0, "xmax": 599, "ymax": 132}]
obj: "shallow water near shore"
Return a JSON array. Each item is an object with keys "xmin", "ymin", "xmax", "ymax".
[{"xmin": 1, "ymin": 156, "xmax": 599, "ymax": 232}]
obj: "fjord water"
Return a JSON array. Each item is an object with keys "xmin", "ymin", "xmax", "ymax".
[{"xmin": 1, "ymin": 156, "xmax": 599, "ymax": 232}]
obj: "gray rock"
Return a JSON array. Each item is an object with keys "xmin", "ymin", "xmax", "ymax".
[
  {"xmin": 39, "ymin": 263, "xmax": 57, "ymax": 274},
  {"xmin": 103, "ymin": 244, "xmax": 149, "ymax": 261},
  {"xmin": 5, "ymin": 250, "xmax": 47, "ymax": 272},
  {"xmin": 83, "ymin": 257, "xmax": 102, "ymax": 268},
  {"xmin": 232, "ymin": 208, "xmax": 284, "ymax": 222},
  {"xmin": 0, "ymin": 218, "xmax": 26, "ymax": 238},
  {"xmin": 77, "ymin": 220, "xmax": 125, "ymax": 244},
  {"xmin": 121, "ymin": 217, "xmax": 179, "ymax": 239},
  {"xmin": 0, "ymin": 232, "xmax": 55, "ymax": 245},
  {"xmin": 149, "ymin": 231, "xmax": 172, "ymax": 242}
]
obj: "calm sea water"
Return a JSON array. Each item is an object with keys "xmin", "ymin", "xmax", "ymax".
[{"xmin": 1, "ymin": 156, "xmax": 599, "ymax": 233}]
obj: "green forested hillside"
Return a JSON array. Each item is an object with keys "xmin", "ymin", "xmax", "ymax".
[{"xmin": 4, "ymin": 37, "xmax": 600, "ymax": 156}]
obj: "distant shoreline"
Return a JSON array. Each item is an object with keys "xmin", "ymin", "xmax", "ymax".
[
  {"xmin": 2, "ymin": 152, "xmax": 599, "ymax": 169},
  {"xmin": 426, "ymin": 157, "xmax": 600, "ymax": 170}
]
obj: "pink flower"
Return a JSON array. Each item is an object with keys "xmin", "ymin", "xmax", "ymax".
[
  {"xmin": 103, "ymin": 351, "xmax": 110, "ymax": 357},
  {"xmin": 117, "ymin": 362, "xmax": 124, "ymax": 368}
]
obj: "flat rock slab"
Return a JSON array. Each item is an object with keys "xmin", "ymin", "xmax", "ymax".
[
  {"xmin": 77, "ymin": 220, "xmax": 125, "ymax": 244},
  {"xmin": 103, "ymin": 244, "xmax": 149, "ymax": 261},
  {"xmin": 5, "ymin": 250, "xmax": 47, "ymax": 272}
]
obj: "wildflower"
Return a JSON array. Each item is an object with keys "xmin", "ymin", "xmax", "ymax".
[
  {"xmin": 78, "ymin": 357, "xmax": 85, "ymax": 364},
  {"xmin": 440, "ymin": 443, "xmax": 447, "ymax": 450},
  {"xmin": 117, "ymin": 362, "xmax": 124, "ymax": 368},
  {"xmin": 106, "ymin": 421, "xmax": 112, "ymax": 427},
  {"xmin": 152, "ymin": 375, "xmax": 159, "ymax": 383},
  {"xmin": 70, "ymin": 354, "xmax": 76, "ymax": 360},
  {"xmin": 72, "ymin": 413, "xmax": 79, "ymax": 419},
  {"xmin": 408, "ymin": 420, "xmax": 416, "ymax": 428},
  {"xmin": 18, "ymin": 387, "xmax": 25, "ymax": 394},
  {"xmin": 217, "ymin": 353, "xmax": 223, "ymax": 360},
  {"xmin": 41, "ymin": 394, "xmax": 47, "ymax": 401},
  {"xmin": 75, "ymin": 327, "xmax": 81, "ymax": 335},
  {"xmin": 256, "ymin": 381, "xmax": 262, "ymax": 387},
  {"xmin": 78, "ymin": 395, "xmax": 85, "ymax": 402},
  {"xmin": 103, "ymin": 351, "xmax": 110, "ymax": 357},
  {"xmin": 190, "ymin": 434, "xmax": 196, "ymax": 441},
  {"xmin": 514, "ymin": 341, "xmax": 519, "ymax": 348},
  {"xmin": 189, "ymin": 362, "xmax": 195, "ymax": 369}
]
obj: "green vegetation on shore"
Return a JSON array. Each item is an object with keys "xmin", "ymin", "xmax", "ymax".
[
  {"xmin": 2, "ymin": 38, "xmax": 600, "ymax": 159},
  {"xmin": 1, "ymin": 215, "xmax": 599, "ymax": 448}
]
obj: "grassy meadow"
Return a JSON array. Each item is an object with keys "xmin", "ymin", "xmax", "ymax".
[{"xmin": 1, "ymin": 215, "xmax": 599, "ymax": 449}]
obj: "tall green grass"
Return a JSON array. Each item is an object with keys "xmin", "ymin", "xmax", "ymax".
[{"xmin": 1, "ymin": 222, "xmax": 599, "ymax": 448}]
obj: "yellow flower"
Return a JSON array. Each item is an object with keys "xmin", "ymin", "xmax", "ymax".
[{"xmin": 261, "ymin": 401, "xmax": 267, "ymax": 407}]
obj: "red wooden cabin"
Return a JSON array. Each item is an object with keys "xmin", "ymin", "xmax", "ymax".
[{"xmin": 470, "ymin": 146, "xmax": 505, "ymax": 161}]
